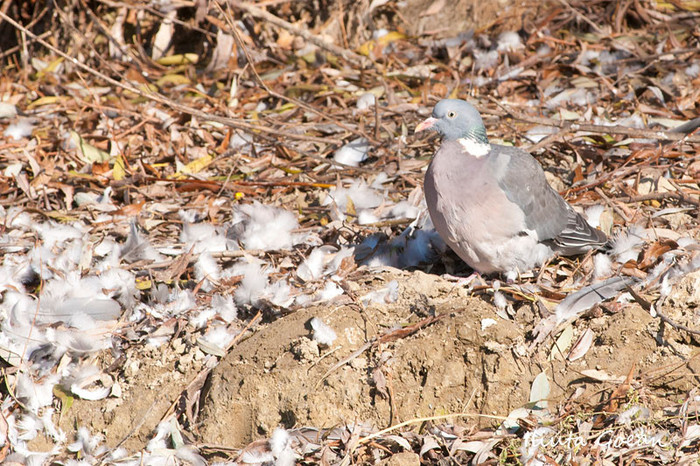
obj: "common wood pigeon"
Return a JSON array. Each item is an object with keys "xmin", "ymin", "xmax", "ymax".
[{"xmin": 416, "ymin": 99, "xmax": 607, "ymax": 277}]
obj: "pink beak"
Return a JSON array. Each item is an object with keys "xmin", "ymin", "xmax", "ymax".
[{"xmin": 415, "ymin": 117, "xmax": 438, "ymax": 133}]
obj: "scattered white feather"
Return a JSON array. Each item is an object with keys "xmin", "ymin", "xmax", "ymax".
[
  {"xmin": 310, "ymin": 317, "xmax": 337, "ymax": 346},
  {"xmin": 585, "ymin": 205, "xmax": 605, "ymax": 228},
  {"xmin": 356, "ymin": 93, "xmax": 376, "ymax": 111},
  {"xmin": 616, "ymin": 113, "xmax": 645, "ymax": 129},
  {"xmin": 645, "ymin": 252, "xmax": 676, "ymax": 285},
  {"xmin": 175, "ymin": 446, "xmax": 207, "ymax": 466},
  {"xmin": 15, "ymin": 373, "xmax": 58, "ymax": 414},
  {"xmin": 239, "ymin": 450, "xmax": 274, "ymax": 464},
  {"xmin": 357, "ymin": 209, "xmax": 380, "ymax": 225},
  {"xmin": 5, "ymin": 118, "xmax": 35, "ymax": 140},
  {"xmin": 230, "ymin": 202, "xmax": 301, "ymax": 250},
  {"xmin": 361, "ymin": 225, "xmax": 444, "ymax": 269},
  {"xmin": 322, "ymin": 247, "xmax": 355, "ymax": 277},
  {"xmin": 334, "ymin": 138, "xmax": 369, "ymax": 167},
  {"xmin": 617, "ymin": 406, "xmax": 644, "ymax": 425},
  {"xmin": 67, "ymin": 427, "xmax": 106, "ymax": 457},
  {"xmin": 211, "ymin": 294, "xmax": 238, "ymax": 323},
  {"xmin": 120, "ymin": 222, "xmax": 163, "ymax": 262},
  {"xmin": 324, "ymin": 180, "xmax": 383, "ymax": 213},
  {"xmin": 659, "ymin": 276, "xmax": 673, "ymax": 297},
  {"xmin": 200, "ymin": 324, "xmax": 237, "ymax": 350},
  {"xmin": 189, "ymin": 307, "xmax": 216, "ymax": 329},
  {"xmin": 537, "ymin": 44, "xmax": 552, "ymax": 56},
  {"xmin": 34, "ymin": 221, "xmax": 84, "ymax": 250},
  {"xmin": 594, "ymin": 253, "xmax": 613, "ymax": 278},
  {"xmin": 315, "ymin": 282, "xmax": 344, "ymax": 302},
  {"xmin": 524, "ymin": 125, "xmax": 557, "ymax": 143},
  {"xmin": 611, "ymin": 225, "xmax": 647, "ymax": 263},
  {"xmin": 270, "ymin": 427, "xmax": 295, "ymax": 466},
  {"xmin": 481, "ymin": 318, "xmax": 497, "ymax": 331},
  {"xmin": 40, "ymin": 408, "xmax": 64, "ymax": 443},
  {"xmin": 505, "ymin": 270, "xmax": 518, "ymax": 283},
  {"xmin": 0, "ymin": 101, "xmax": 18, "ymax": 118},
  {"xmin": 194, "ymin": 252, "xmax": 221, "ymax": 292},
  {"xmin": 149, "ymin": 288, "xmax": 196, "ymax": 322},
  {"xmin": 179, "ymin": 209, "xmax": 202, "ymax": 224},
  {"xmin": 263, "ymin": 280, "xmax": 294, "ymax": 308},
  {"xmin": 388, "ymin": 200, "xmax": 420, "ymax": 220},
  {"xmin": 93, "ymin": 238, "xmax": 118, "ymax": 257},
  {"xmin": 497, "ymin": 31, "xmax": 523, "ymax": 52},
  {"xmin": 5, "ymin": 208, "xmax": 33, "ymax": 229},
  {"xmin": 228, "ymin": 262, "xmax": 269, "ymax": 307},
  {"xmin": 95, "ymin": 267, "xmax": 139, "ymax": 308},
  {"xmin": 74, "ymin": 187, "xmax": 115, "ymax": 209},
  {"xmin": 373, "ymin": 29, "xmax": 389, "ymax": 40},
  {"xmin": 370, "ymin": 172, "xmax": 390, "ymax": 188},
  {"xmin": 474, "ymin": 49, "xmax": 499, "ymax": 70},
  {"xmin": 578, "ymin": 49, "xmax": 600, "ymax": 66},
  {"xmin": 64, "ymin": 365, "xmax": 111, "ymax": 401},
  {"xmin": 297, "ymin": 247, "xmax": 327, "ymax": 282},
  {"xmin": 360, "ymin": 280, "xmax": 399, "ymax": 305},
  {"xmin": 493, "ymin": 291, "xmax": 508, "ymax": 312},
  {"xmin": 180, "ymin": 221, "xmax": 228, "ymax": 254},
  {"xmin": 16, "ymin": 414, "xmax": 40, "ymax": 441},
  {"xmin": 146, "ymin": 419, "xmax": 175, "ymax": 452}
]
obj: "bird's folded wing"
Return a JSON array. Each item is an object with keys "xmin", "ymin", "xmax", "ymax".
[
  {"xmin": 491, "ymin": 145, "xmax": 569, "ymax": 240},
  {"xmin": 549, "ymin": 208, "xmax": 609, "ymax": 255}
]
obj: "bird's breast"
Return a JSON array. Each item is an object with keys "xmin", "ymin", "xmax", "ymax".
[{"xmin": 424, "ymin": 150, "xmax": 541, "ymax": 273}]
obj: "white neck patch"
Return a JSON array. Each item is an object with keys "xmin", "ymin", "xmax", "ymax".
[{"xmin": 457, "ymin": 138, "xmax": 491, "ymax": 157}]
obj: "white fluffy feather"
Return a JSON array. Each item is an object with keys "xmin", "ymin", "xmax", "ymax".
[
  {"xmin": 228, "ymin": 262, "xmax": 269, "ymax": 307},
  {"xmin": 333, "ymin": 138, "xmax": 369, "ymax": 167},
  {"xmin": 497, "ymin": 31, "xmax": 523, "ymax": 52},
  {"xmin": 194, "ymin": 252, "xmax": 221, "ymax": 292},
  {"xmin": 493, "ymin": 291, "xmax": 507, "ymax": 312},
  {"xmin": 323, "ymin": 180, "xmax": 383, "ymax": 212},
  {"xmin": 211, "ymin": 294, "xmax": 238, "ymax": 323},
  {"xmin": 230, "ymin": 202, "xmax": 301, "ymax": 250},
  {"xmin": 270, "ymin": 427, "xmax": 295, "ymax": 466},
  {"xmin": 611, "ymin": 225, "xmax": 647, "ymax": 263},
  {"xmin": 199, "ymin": 324, "xmax": 237, "ymax": 350},
  {"xmin": 15, "ymin": 373, "xmax": 59, "ymax": 414},
  {"xmin": 310, "ymin": 317, "xmax": 337, "ymax": 346},
  {"xmin": 180, "ymin": 221, "xmax": 228, "ymax": 254},
  {"xmin": 5, "ymin": 118, "xmax": 35, "ymax": 140},
  {"xmin": 585, "ymin": 205, "xmax": 605, "ymax": 228},
  {"xmin": 594, "ymin": 253, "xmax": 613, "ymax": 278}
]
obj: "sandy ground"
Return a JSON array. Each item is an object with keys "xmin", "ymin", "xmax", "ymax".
[{"xmin": 32, "ymin": 268, "xmax": 699, "ymax": 454}]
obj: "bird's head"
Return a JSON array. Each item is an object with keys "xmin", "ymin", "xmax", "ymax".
[{"xmin": 415, "ymin": 99, "xmax": 489, "ymax": 144}]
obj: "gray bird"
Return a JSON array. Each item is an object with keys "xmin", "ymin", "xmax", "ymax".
[{"xmin": 416, "ymin": 99, "xmax": 607, "ymax": 278}]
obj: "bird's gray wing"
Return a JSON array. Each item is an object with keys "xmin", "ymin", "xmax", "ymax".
[
  {"xmin": 550, "ymin": 207, "xmax": 609, "ymax": 255},
  {"xmin": 488, "ymin": 144, "xmax": 569, "ymax": 240},
  {"xmin": 490, "ymin": 144, "xmax": 608, "ymax": 254}
]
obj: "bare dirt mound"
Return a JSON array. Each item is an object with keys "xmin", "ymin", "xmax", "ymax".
[
  {"xmin": 198, "ymin": 269, "xmax": 699, "ymax": 447},
  {"xmin": 32, "ymin": 269, "xmax": 700, "ymax": 459}
]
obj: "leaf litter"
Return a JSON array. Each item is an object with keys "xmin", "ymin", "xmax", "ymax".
[{"xmin": 0, "ymin": 0, "xmax": 699, "ymax": 464}]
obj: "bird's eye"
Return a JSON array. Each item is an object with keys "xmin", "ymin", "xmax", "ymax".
[{"xmin": 447, "ymin": 111, "xmax": 456, "ymax": 118}]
